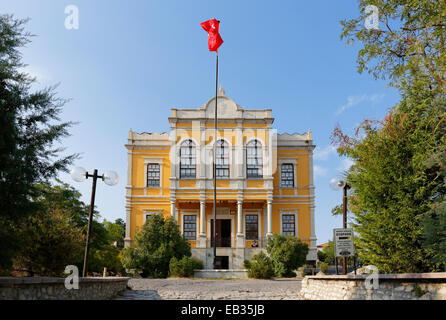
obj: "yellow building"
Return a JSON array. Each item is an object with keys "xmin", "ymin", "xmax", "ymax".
[{"xmin": 124, "ymin": 87, "xmax": 317, "ymax": 269}]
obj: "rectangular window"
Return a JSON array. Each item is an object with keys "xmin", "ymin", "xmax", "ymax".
[
  {"xmin": 147, "ymin": 164, "xmax": 160, "ymax": 187},
  {"xmin": 245, "ymin": 214, "xmax": 259, "ymax": 240},
  {"xmin": 282, "ymin": 214, "xmax": 295, "ymax": 236},
  {"xmin": 183, "ymin": 215, "xmax": 196, "ymax": 240},
  {"xmin": 281, "ymin": 164, "xmax": 294, "ymax": 187}
]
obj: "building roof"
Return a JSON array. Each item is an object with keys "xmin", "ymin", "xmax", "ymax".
[{"xmin": 126, "ymin": 86, "xmax": 314, "ymax": 149}]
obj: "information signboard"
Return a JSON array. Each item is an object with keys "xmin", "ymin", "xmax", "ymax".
[{"xmin": 333, "ymin": 228, "xmax": 355, "ymax": 257}]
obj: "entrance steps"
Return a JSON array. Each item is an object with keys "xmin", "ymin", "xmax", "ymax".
[{"xmin": 194, "ymin": 269, "xmax": 249, "ymax": 279}]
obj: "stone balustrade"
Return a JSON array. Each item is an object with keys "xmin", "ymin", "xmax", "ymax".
[
  {"xmin": 0, "ymin": 277, "xmax": 129, "ymax": 300},
  {"xmin": 301, "ymin": 272, "xmax": 446, "ymax": 300}
]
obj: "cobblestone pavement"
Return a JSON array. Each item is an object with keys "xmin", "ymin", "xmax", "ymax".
[{"xmin": 115, "ymin": 278, "xmax": 302, "ymax": 300}]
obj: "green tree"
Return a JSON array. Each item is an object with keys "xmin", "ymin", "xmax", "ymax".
[
  {"xmin": 266, "ymin": 234, "xmax": 308, "ymax": 277},
  {"xmin": 13, "ymin": 183, "xmax": 85, "ymax": 276},
  {"xmin": 0, "ymin": 15, "xmax": 76, "ymax": 271},
  {"xmin": 335, "ymin": 1, "xmax": 446, "ymax": 273},
  {"xmin": 341, "ymin": 0, "xmax": 446, "ymax": 92},
  {"xmin": 104, "ymin": 219, "xmax": 126, "ymax": 249},
  {"xmin": 420, "ymin": 144, "xmax": 446, "ymax": 270},
  {"xmin": 11, "ymin": 182, "xmax": 123, "ymax": 276},
  {"xmin": 121, "ymin": 214, "xmax": 191, "ymax": 278},
  {"xmin": 332, "ymin": 81, "xmax": 445, "ymax": 273}
]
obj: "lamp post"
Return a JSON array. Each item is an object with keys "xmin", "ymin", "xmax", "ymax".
[
  {"xmin": 330, "ymin": 176, "xmax": 351, "ymax": 275},
  {"xmin": 70, "ymin": 167, "xmax": 118, "ymax": 277}
]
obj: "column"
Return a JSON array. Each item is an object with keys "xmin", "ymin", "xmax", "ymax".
[
  {"xmin": 266, "ymin": 200, "xmax": 273, "ymax": 237},
  {"xmin": 198, "ymin": 199, "xmax": 206, "ymax": 248},
  {"xmin": 236, "ymin": 200, "xmax": 245, "ymax": 248}
]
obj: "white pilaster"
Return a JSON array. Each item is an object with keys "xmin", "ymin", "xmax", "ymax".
[
  {"xmin": 266, "ymin": 199, "xmax": 273, "ymax": 237},
  {"xmin": 198, "ymin": 199, "xmax": 206, "ymax": 247},
  {"xmin": 236, "ymin": 199, "xmax": 245, "ymax": 248},
  {"xmin": 308, "ymin": 146, "xmax": 317, "ymax": 261},
  {"xmin": 170, "ymin": 199, "xmax": 176, "ymax": 219}
]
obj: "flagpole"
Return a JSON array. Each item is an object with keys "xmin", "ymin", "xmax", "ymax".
[{"xmin": 213, "ymin": 50, "xmax": 219, "ymax": 269}]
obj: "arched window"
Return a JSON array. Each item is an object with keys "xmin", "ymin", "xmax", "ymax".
[
  {"xmin": 246, "ymin": 140, "xmax": 262, "ymax": 178},
  {"xmin": 216, "ymin": 140, "xmax": 229, "ymax": 179},
  {"xmin": 180, "ymin": 139, "xmax": 196, "ymax": 179}
]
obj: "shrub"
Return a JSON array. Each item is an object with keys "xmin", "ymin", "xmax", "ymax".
[
  {"xmin": 121, "ymin": 214, "xmax": 191, "ymax": 278},
  {"xmin": 169, "ymin": 256, "xmax": 203, "ymax": 278},
  {"xmin": 244, "ymin": 251, "xmax": 274, "ymax": 279},
  {"xmin": 266, "ymin": 234, "xmax": 309, "ymax": 277},
  {"xmin": 318, "ymin": 262, "xmax": 329, "ymax": 274}
]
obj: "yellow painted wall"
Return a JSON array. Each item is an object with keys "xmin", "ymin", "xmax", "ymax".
[{"xmin": 127, "ymin": 120, "xmax": 313, "ymax": 248}]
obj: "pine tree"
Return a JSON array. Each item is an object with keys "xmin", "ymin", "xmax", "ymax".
[{"xmin": 0, "ymin": 15, "xmax": 77, "ymax": 271}]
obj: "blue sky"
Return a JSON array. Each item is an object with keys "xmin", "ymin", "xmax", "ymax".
[{"xmin": 1, "ymin": 0, "xmax": 400, "ymax": 244}]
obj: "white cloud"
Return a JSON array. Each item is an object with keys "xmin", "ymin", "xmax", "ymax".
[
  {"xmin": 314, "ymin": 145, "xmax": 336, "ymax": 161},
  {"xmin": 336, "ymin": 93, "xmax": 385, "ymax": 115},
  {"xmin": 314, "ymin": 165, "xmax": 328, "ymax": 177},
  {"xmin": 338, "ymin": 158, "xmax": 355, "ymax": 172}
]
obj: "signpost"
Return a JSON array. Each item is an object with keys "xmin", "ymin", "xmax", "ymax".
[{"xmin": 334, "ymin": 228, "xmax": 355, "ymax": 274}]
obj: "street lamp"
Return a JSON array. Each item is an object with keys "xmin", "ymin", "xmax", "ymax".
[
  {"xmin": 70, "ymin": 167, "xmax": 118, "ymax": 277},
  {"xmin": 329, "ymin": 176, "xmax": 351, "ymax": 275}
]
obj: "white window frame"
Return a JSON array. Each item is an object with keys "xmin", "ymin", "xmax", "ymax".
[
  {"xmin": 180, "ymin": 210, "xmax": 199, "ymax": 241},
  {"xmin": 144, "ymin": 158, "xmax": 164, "ymax": 188},
  {"xmin": 209, "ymin": 137, "xmax": 233, "ymax": 179},
  {"xmin": 244, "ymin": 209, "xmax": 261, "ymax": 241},
  {"xmin": 280, "ymin": 210, "xmax": 298, "ymax": 237},
  {"xmin": 278, "ymin": 158, "xmax": 297, "ymax": 188},
  {"xmin": 179, "ymin": 139, "xmax": 197, "ymax": 180},
  {"xmin": 215, "ymin": 139, "xmax": 230, "ymax": 179},
  {"xmin": 245, "ymin": 138, "xmax": 264, "ymax": 179}
]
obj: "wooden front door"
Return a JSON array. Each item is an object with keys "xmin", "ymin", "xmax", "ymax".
[{"xmin": 211, "ymin": 219, "xmax": 231, "ymax": 247}]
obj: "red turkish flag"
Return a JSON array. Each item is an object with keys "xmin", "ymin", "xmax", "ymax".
[{"xmin": 200, "ymin": 19, "xmax": 223, "ymax": 52}]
